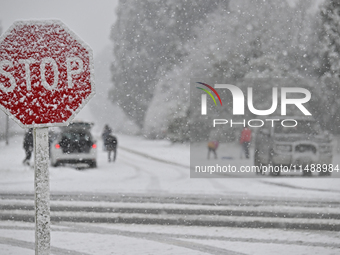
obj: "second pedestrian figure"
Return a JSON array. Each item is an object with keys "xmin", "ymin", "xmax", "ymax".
[
  {"xmin": 240, "ymin": 125, "xmax": 252, "ymax": 159},
  {"xmin": 104, "ymin": 134, "xmax": 118, "ymax": 162},
  {"xmin": 207, "ymin": 141, "xmax": 219, "ymax": 159}
]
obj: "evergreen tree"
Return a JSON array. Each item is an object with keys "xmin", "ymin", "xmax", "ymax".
[
  {"xmin": 319, "ymin": 0, "xmax": 340, "ymax": 77},
  {"xmin": 144, "ymin": 0, "xmax": 319, "ymax": 141},
  {"xmin": 318, "ymin": 0, "xmax": 340, "ymax": 133},
  {"xmin": 110, "ymin": 0, "xmax": 228, "ymax": 127}
]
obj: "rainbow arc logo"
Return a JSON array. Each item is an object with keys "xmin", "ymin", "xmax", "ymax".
[
  {"xmin": 196, "ymin": 82, "xmax": 222, "ymax": 115},
  {"xmin": 196, "ymin": 82, "xmax": 312, "ymax": 116}
]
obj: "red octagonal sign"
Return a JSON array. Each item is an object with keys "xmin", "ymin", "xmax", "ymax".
[{"xmin": 0, "ymin": 20, "xmax": 95, "ymax": 128}]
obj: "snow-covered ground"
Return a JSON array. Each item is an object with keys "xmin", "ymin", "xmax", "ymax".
[
  {"xmin": 0, "ymin": 133, "xmax": 340, "ymax": 200},
  {"xmin": 0, "ymin": 221, "xmax": 339, "ymax": 255},
  {"xmin": 1, "ymin": 133, "xmax": 340, "ymax": 254}
]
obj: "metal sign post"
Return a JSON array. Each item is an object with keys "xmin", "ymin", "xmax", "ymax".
[
  {"xmin": 34, "ymin": 128, "xmax": 50, "ymax": 254},
  {"xmin": 0, "ymin": 20, "xmax": 95, "ymax": 255}
]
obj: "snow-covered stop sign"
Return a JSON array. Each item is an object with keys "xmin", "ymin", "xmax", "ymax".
[{"xmin": 0, "ymin": 20, "xmax": 95, "ymax": 128}]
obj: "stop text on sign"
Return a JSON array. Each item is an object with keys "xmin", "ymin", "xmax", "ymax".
[
  {"xmin": 0, "ymin": 20, "xmax": 95, "ymax": 127},
  {"xmin": 0, "ymin": 57, "xmax": 83, "ymax": 93}
]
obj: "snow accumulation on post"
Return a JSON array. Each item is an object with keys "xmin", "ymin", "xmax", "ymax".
[
  {"xmin": 34, "ymin": 127, "xmax": 50, "ymax": 255},
  {"xmin": 0, "ymin": 19, "xmax": 96, "ymax": 255}
]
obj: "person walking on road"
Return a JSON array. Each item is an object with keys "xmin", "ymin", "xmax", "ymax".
[
  {"xmin": 207, "ymin": 141, "xmax": 219, "ymax": 159},
  {"xmin": 102, "ymin": 124, "xmax": 112, "ymax": 151},
  {"xmin": 240, "ymin": 125, "xmax": 252, "ymax": 159},
  {"xmin": 23, "ymin": 128, "xmax": 33, "ymax": 166},
  {"xmin": 105, "ymin": 134, "xmax": 118, "ymax": 162}
]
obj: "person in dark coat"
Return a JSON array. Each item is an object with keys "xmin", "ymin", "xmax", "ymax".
[
  {"xmin": 102, "ymin": 124, "xmax": 112, "ymax": 151},
  {"xmin": 104, "ymin": 134, "xmax": 118, "ymax": 162},
  {"xmin": 23, "ymin": 128, "xmax": 34, "ymax": 165}
]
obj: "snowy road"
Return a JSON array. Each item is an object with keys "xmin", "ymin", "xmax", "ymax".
[
  {"xmin": 0, "ymin": 220, "xmax": 340, "ymax": 255},
  {"xmin": 1, "ymin": 134, "xmax": 340, "ymax": 254},
  {"xmin": 0, "ymin": 133, "xmax": 339, "ymax": 200},
  {"xmin": 1, "ymin": 192, "xmax": 340, "ymax": 231}
]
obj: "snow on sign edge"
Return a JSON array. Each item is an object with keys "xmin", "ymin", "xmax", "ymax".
[{"xmin": 0, "ymin": 19, "xmax": 96, "ymax": 129}]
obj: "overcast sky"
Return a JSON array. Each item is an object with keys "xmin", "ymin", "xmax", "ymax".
[{"xmin": 0, "ymin": 0, "xmax": 119, "ymax": 57}]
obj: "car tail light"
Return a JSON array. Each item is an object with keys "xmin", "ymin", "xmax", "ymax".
[
  {"xmin": 92, "ymin": 144, "xmax": 97, "ymax": 149},
  {"xmin": 55, "ymin": 144, "xmax": 60, "ymax": 149}
]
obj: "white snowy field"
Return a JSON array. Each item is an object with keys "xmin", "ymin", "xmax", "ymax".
[{"xmin": 0, "ymin": 132, "xmax": 339, "ymax": 201}]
